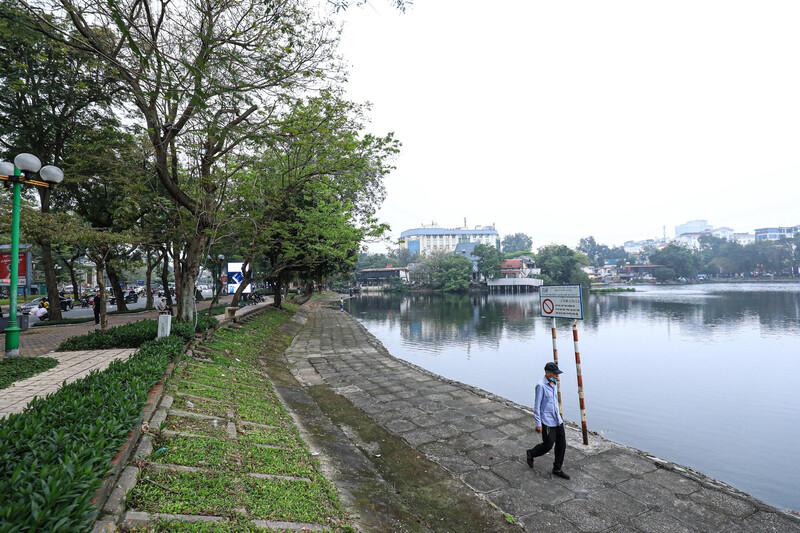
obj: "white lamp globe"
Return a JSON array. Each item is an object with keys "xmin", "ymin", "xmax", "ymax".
[
  {"xmin": 40, "ymin": 165, "xmax": 64, "ymax": 184},
  {"xmin": 0, "ymin": 162, "xmax": 14, "ymax": 176},
  {"xmin": 13, "ymin": 153, "xmax": 42, "ymax": 173}
]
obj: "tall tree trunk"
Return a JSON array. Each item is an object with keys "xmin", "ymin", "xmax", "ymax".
[
  {"xmin": 230, "ymin": 261, "xmax": 253, "ymax": 307},
  {"xmin": 271, "ymin": 277, "xmax": 283, "ymax": 308},
  {"xmin": 106, "ymin": 265, "xmax": 128, "ymax": 312},
  {"xmin": 67, "ymin": 265, "xmax": 79, "ymax": 301},
  {"xmin": 96, "ymin": 259, "xmax": 108, "ymax": 330},
  {"xmin": 206, "ymin": 260, "xmax": 224, "ymax": 316},
  {"xmin": 174, "ymin": 232, "xmax": 209, "ymax": 322}
]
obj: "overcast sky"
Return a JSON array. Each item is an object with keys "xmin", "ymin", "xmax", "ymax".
[{"xmin": 329, "ymin": 1, "xmax": 800, "ymax": 252}]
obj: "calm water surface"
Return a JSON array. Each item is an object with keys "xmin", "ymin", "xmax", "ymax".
[{"xmin": 348, "ymin": 282, "xmax": 800, "ymax": 512}]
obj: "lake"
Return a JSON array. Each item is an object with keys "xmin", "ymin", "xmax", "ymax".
[{"xmin": 347, "ymin": 282, "xmax": 800, "ymax": 513}]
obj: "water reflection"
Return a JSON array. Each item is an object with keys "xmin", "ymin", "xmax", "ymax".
[
  {"xmin": 356, "ymin": 284, "xmax": 800, "ymax": 345},
  {"xmin": 350, "ymin": 283, "xmax": 800, "ymax": 512}
]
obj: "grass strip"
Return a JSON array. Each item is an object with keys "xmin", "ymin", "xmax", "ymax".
[
  {"xmin": 151, "ymin": 434, "xmax": 314, "ymax": 477},
  {"xmin": 130, "ymin": 469, "xmax": 339, "ymax": 522},
  {"xmin": 129, "ymin": 308, "xmax": 352, "ymax": 531},
  {"xmin": 0, "ymin": 356, "xmax": 59, "ymax": 389}
]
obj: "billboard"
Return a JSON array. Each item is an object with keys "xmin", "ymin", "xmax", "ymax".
[{"xmin": 0, "ymin": 252, "xmax": 32, "ymax": 288}]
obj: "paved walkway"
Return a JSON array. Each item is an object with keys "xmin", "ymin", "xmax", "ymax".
[{"xmin": 287, "ymin": 301, "xmax": 800, "ymax": 532}]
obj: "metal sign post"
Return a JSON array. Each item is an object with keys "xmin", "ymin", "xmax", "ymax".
[
  {"xmin": 551, "ymin": 317, "xmax": 563, "ymax": 418},
  {"xmin": 572, "ymin": 320, "xmax": 589, "ymax": 445},
  {"xmin": 540, "ymin": 285, "xmax": 588, "ymax": 445}
]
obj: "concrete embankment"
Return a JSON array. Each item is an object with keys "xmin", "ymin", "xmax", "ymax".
[{"xmin": 283, "ymin": 297, "xmax": 800, "ymax": 532}]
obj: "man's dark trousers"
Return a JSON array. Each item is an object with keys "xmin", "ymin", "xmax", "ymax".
[{"xmin": 528, "ymin": 423, "xmax": 566, "ymax": 470}]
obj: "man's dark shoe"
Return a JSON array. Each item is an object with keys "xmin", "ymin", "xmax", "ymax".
[
  {"xmin": 552, "ymin": 469, "xmax": 570, "ymax": 479},
  {"xmin": 526, "ymin": 451, "xmax": 533, "ymax": 468}
]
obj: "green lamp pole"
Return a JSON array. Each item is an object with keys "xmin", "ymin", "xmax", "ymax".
[{"xmin": 1, "ymin": 154, "xmax": 64, "ymax": 358}]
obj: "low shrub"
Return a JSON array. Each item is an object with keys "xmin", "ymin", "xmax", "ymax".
[
  {"xmin": 0, "ymin": 336, "xmax": 184, "ymax": 531},
  {"xmin": 0, "ymin": 357, "xmax": 59, "ymax": 389},
  {"xmin": 57, "ymin": 315, "xmax": 218, "ymax": 351}
]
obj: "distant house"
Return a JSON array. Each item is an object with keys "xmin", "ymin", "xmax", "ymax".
[
  {"xmin": 500, "ymin": 257, "xmax": 541, "ymax": 279},
  {"xmin": 598, "ymin": 264, "xmax": 664, "ymax": 282},
  {"xmin": 355, "ymin": 267, "xmax": 410, "ymax": 288}
]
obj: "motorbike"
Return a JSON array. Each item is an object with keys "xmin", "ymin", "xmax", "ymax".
[{"xmin": 80, "ymin": 295, "xmax": 93, "ymax": 308}]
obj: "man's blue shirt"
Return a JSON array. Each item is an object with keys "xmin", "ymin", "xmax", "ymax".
[{"xmin": 534, "ymin": 376, "xmax": 563, "ymax": 428}]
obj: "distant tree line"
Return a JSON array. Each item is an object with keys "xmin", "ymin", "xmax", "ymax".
[{"xmin": 580, "ymin": 234, "xmax": 800, "ymax": 281}]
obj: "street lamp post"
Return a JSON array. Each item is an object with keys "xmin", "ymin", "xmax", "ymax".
[{"xmin": 1, "ymin": 154, "xmax": 64, "ymax": 358}]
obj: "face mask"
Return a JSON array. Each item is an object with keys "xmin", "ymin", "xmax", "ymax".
[{"xmin": 548, "ymin": 377, "xmax": 557, "ymax": 384}]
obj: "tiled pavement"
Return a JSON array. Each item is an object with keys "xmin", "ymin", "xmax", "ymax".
[{"xmin": 286, "ymin": 301, "xmax": 800, "ymax": 533}]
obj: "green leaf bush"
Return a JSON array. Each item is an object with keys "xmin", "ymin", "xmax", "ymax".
[
  {"xmin": 57, "ymin": 315, "xmax": 219, "ymax": 351},
  {"xmin": 0, "ymin": 336, "xmax": 184, "ymax": 532},
  {"xmin": 0, "ymin": 357, "xmax": 59, "ymax": 389}
]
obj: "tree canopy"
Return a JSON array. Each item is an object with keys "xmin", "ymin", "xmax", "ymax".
[{"xmin": 502, "ymin": 233, "xmax": 532, "ymax": 254}]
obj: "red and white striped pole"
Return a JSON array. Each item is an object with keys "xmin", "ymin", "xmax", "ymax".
[
  {"xmin": 551, "ymin": 317, "xmax": 563, "ymax": 418},
  {"xmin": 572, "ymin": 320, "xmax": 589, "ymax": 445}
]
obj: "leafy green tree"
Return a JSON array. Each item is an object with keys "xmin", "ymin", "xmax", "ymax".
[
  {"xmin": 430, "ymin": 254, "xmax": 472, "ymax": 292},
  {"xmin": 649, "ymin": 244, "xmax": 699, "ymax": 279},
  {"xmin": 18, "ymin": 0, "xmax": 346, "ymax": 321},
  {"xmin": 535, "ymin": 245, "xmax": 591, "ymax": 288},
  {"xmin": 0, "ymin": 7, "xmax": 117, "ymax": 319},
  {"xmin": 473, "ymin": 243, "xmax": 502, "ymax": 281},
  {"xmin": 502, "ymin": 233, "xmax": 532, "ymax": 254},
  {"xmin": 221, "ymin": 92, "xmax": 398, "ymax": 307},
  {"xmin": 358, "ymin": 254, "xmax": 392, "ymax": 270},
  {"xmin": 387, "ymin": 247, "xmax": 418, "ymax": 268},
  {"xmin": 578, "ymin": 236, "xmax": 625, "ymax": 267},
  {"xmin": 653, "ymin": 267, "xmax": 676, "ymax": 282}
]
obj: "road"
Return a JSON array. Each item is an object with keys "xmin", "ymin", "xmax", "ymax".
[{"xmin": 23, "ymin": 289, "xmax": 215, "ymax": 321}]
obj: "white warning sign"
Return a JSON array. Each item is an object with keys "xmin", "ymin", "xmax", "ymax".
[{"xmin": 539, "ymin": 284, "xmax": 584, "ymax": 319}]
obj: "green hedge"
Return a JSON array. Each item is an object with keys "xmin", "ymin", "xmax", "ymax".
[
  {"xmin": 0, "ymin": 357, "xmax": 59, "ymax": 390},
  {"xmin": 0, "ymin": 336, "xmax": 185, "ymax": 532},
  {"xmin": 57, "ymin": 315, "xmax": 218, "ymax": 351}
]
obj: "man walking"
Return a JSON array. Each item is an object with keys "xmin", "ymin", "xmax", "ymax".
[{"xmin": 526, "ymin": 362, "xmax": 570, "ymax": 479}]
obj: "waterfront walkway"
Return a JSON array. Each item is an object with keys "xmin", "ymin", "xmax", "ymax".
[{"xmin": 286, "ymin": 298, "xmax": 800, "ymax": 532}]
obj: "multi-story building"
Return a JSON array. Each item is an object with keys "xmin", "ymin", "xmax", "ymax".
[
  {"xmin": 399, "ymin": 223, "xmax": 500, "ymax": 255},
  {"xmin": 675, "ymin": 219, "xmax": 712, "ymax": 238},
  {"xmin": 675, "ymin": 227, "xmax": 735, "ymax": 248},
  {"xmin": 754, "ymin": 225, "xmax": 800, "ymax": 241},
  {"xmin": 731, "ymin": 233, "xmax": 755, "ymax": 245}
]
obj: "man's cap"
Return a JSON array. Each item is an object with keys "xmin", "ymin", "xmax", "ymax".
[{"xmin": 544, "ymin": 362, "xmax": 563, "ymax": 374}]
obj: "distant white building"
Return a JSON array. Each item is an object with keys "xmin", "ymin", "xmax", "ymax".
[
  {"xmin": 754, "ymin": 225, "xmax": 800, "ymax": 241},
  {"xmin": 675, "ymin": 219, "xmax": 712, "ymax": 238},
  {"xmin": 623, "ymin": 238, "xmax": 669, "ymax": 255},
  {"xmin": 675, "ymin": 227, "xmax": 734, "ymax": 248},
  {"xmin": 732, "ymin": 233, "xmax": 755, "ymax": 245},
  {"xmin": 399, "ymin": 222, "xmax": 500, "ymax": 255}
]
